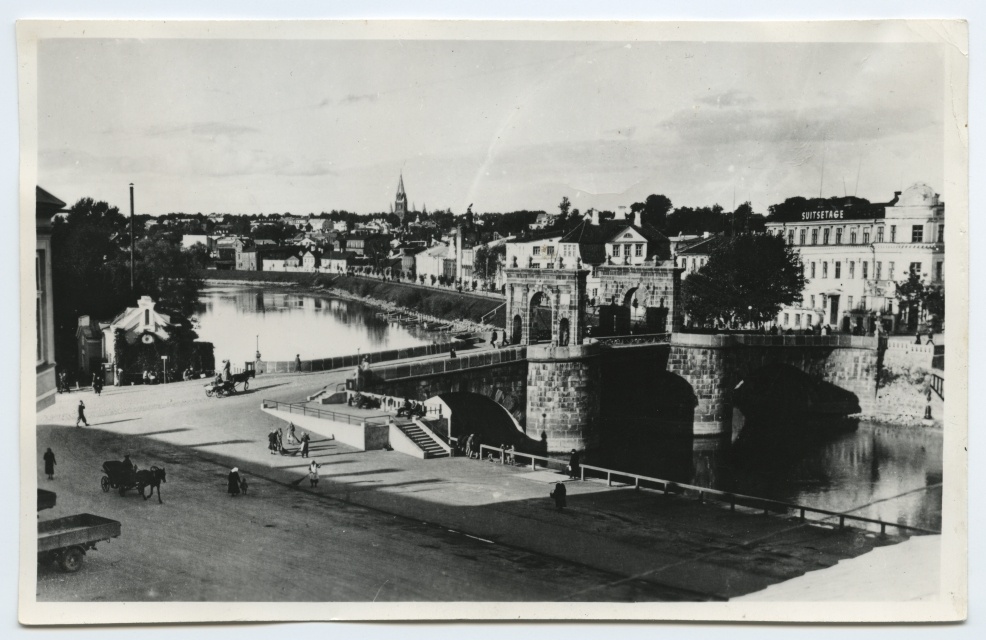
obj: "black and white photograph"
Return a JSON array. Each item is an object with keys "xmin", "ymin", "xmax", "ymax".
[{"xmin": 18, "ymin": 18, "xmax": 968, "ymax": 625}]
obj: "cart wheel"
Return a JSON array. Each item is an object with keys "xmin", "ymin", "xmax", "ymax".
[
  {"xmin": 206, "ymin": 389, "xmax": 213, "ymax": 397},
  {"xmin": 243, "ymin": 380, "xmax": 249, "ymax": 391},
  {"xmin": 101, "ymin": 476, "xmax": 109, "ymax": 492},
  {"xmin": 119, "ymin": 486, "xmax": 127, "ymax": 496},
  {"xmin": 216, "ymin": 388, "xmax": 226, "ymax": 398},
  {"xmin": 60, "ymin": 547, "xmax": 84, "ymax": 573}
]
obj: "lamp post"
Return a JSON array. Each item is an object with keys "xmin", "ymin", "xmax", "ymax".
[
  {"xmin": 160, "ymin": 355, "xmax": 168, "ymax": 385},
  {"xmin": 255, "ymin": 335, "xmax": 261, "ymax": 361}
]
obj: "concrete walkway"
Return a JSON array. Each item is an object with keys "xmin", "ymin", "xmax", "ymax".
[{"xmin": 36, "ymin": 357, "xmax": 926, "ymax": 601}]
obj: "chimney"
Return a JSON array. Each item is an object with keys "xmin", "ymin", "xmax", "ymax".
[
  {"xmin": 633, "ymin": 211, "xmax": 642, "ymax": 227},
  {"xmin": 591, "ymin": 210, "xmax": 600, "ymax": 226},
  {"xmin": 615, "ymin": 206, "xmax": 627, "ymax": 221}
]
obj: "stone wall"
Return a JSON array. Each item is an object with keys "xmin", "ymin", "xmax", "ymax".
[{"xmin": 526, "ymin": 343, "xmax": 602, "ymax": 451}]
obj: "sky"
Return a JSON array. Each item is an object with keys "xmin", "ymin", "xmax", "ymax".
[{"xmin": 37, "ymin": 37, "xmax": 945, "ymax": 216}]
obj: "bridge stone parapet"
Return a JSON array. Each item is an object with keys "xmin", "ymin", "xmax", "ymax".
[
  {"xmin": 358, "ymin": 347, "xmax": 529, "ymax": 427},
  {"xmin": 594, "ymin": 264, "xmax": 683, "ymax": 334},
  {"xmin": 526, "ymin": 342, "xmax": 602, "ymax": 452},
  {"xmin": 668, "ymin": 333, "xmax": 881, "ymax": 437}
]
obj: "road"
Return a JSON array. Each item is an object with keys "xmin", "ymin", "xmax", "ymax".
[{"xmin": 34, "ymin": 373, "xmax": 693, "ymax": 602}]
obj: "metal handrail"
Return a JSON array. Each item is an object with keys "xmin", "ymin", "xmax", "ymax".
[
  {"xmin": 481, "ymin": 302, "xmax": 506, "ymax": 325},
  {"xmin": 262, "ymin": 399, "xmax": 391, "ymax": 426},
  {"xmin": 930, "ymin": 372, "xmax": 944, "ymax": 401},
  {"xmin": 476, "ymin": 445, "xmax": 939, "ymax": 536}
]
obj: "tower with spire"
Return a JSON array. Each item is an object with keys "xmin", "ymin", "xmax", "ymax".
[{"xmin": 394, "ymin": 174, "xmax": 409, "ymax": 223}]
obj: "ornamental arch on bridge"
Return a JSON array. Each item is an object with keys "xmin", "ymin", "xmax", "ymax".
[{"xmin": 504, "ymin": 269, "xmax": 589, "ymax": 346}]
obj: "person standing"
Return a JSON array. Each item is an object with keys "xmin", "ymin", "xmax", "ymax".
[
  {"xmin": 222, "ymin": 359, "xmax": 232, "ymax": 382},
  {"xmin": 308, "ymin": 460, "xmax": 322, "ymax": 488},
  {"xmin": 568, "ymin": 449, "xmax": 581, "ymax": 480},
  {"xmin": 550, "ymin": 481, "xmax": 567, "ymax": 510},
  {"xmin": 276, "ymin": 428, "xmax": 284, "ymax": 453},
  {"xmin": 268, "ymin": 429, "xmax": 278, "ymax": 455},
  {"xmin": 295, "ymin": 354, "xmax": 302, "ymax": 373},
  {"xmin": 227, "ymin": 467, "xmax": 241, "ymax": 497},
  {"xmin": 286, "ymin": 422, "xmax": 297, "ymax": 445},
  {"xmin": 76, "ymin": 400, "xmax": 89, "ymax": 427},
  {"xmin": 300, "ymin": 432, "xmax": 310, "ymax": 458},
  {"xmin": 43, "ymin": 448, "xmax": 56, "ymax": 480}
]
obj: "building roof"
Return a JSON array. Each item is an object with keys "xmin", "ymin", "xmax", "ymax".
[
  {"xmin": 37, "ymin": 186, "xmax": 67, "ymax": 210},
  {"xmin": 559, "ymin": 219, "xmax": 671, "ymax": 263},
  {"xmin": 675, "ymin": 234, "xmax": 728, "ymax": 256}
]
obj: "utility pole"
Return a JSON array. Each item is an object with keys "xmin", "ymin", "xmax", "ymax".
[{"xmin": 129, "ymin": 183, "xmax": 135, "ymax": 293}]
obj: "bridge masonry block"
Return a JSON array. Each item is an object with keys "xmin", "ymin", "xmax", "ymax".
[{"xmin": 526, "ymin": 343, "xmax": 601, "ymax": 452}]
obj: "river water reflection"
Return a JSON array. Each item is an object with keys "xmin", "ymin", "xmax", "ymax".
[
  {"xmin": 194, "ymin": 285, "xmax": 445, "ymax": 363},
  {"xmin": 599, "ymin": 420, "xmax": 943, "ymax": 531}
]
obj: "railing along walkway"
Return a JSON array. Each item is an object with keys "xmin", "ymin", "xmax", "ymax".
[
  {"xmin": 475, "ymin": 444, "xmax": 939, "ymax": 536},
  {"xmin": 262, "ymin": 399, "xmax": 390, "ymax": 426},
  {"xmin": 930, "ymin": 372, "xmax": 944, "ymax": 400}
]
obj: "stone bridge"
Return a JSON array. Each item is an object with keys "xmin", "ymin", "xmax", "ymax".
[
  {"xmin": 668, "ymin": 333, "xmax": 881, "ymax": 436},
  {"xmin": 358, "ymin": 333, "xmax": 882, "ymax": 449}
]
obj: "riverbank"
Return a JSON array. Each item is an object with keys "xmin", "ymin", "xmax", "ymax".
[{"xmin": 202, "ymin": 271, "xmax": 502, "ymax": 336}]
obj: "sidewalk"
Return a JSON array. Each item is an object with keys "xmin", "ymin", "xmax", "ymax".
[{"xmin": 36, "ymin": 360, "xmax": 922, "ymax": 601}]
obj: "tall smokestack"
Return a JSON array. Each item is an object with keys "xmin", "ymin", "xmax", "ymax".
[{"xmin": 129, "ymin": 183, "xmax": 135, "ymax": 292}]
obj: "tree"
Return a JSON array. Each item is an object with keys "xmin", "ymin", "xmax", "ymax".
[
  {"xmin": 896, "ymin": 271, "xmax": 945, "ymax": 331},
  {"xmin": 473, "ymin": 244, "xmax": 506, "ymax": 281},
  {"xmin": 558, "ymin": 196, "xmax": 571, "ymax": 217},
  {"xmin": 682, "ymin": 234, "xmax": 805, "ymax": 328},
  {"xmin": 631, "ymin": 194, "xmax": 673, "ymax": 230}
]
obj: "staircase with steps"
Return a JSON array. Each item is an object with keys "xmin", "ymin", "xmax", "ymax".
[{"xmin": 393, "ymin": 418, "xmax": 449, "ymax": 458}]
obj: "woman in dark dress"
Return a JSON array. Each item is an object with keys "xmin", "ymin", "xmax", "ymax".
[
  {"xmin": 300, "ymin": 433, "xmax": 310, "ymax": 458},
  {"xmin": 43, "ymin": 448, "xmax": 56, "ymax": 480},
  {"xmin": 550, "ymin": 482, "xmax": 567, "ymax": 510},
  {"xmin": 227, "ymin": 467, "xmax": 241, "ymax": 497},
  {"xmin": 568, "ymin": 449, "xmax": 581, "ymax": 479}
]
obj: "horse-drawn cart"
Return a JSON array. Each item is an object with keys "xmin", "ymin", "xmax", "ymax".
[
  {"xmin": 101, "ymin": 461, "xmax": 167, "ymax": 502},
  {"xmin": 204, "ymin": 370, "xmax": 254, "ymax": 397}
]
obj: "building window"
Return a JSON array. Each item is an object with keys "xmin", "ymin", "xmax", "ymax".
[
  {"xmin": 911, "ymin": 225, "xmax": 923, "ymax": 243},
  {"xmin": 850, "ymin": 230, "xmax": 857, "ymax": 244},
  {"xmin": 863, "ymin": 230, "xmax": 870, "ymax": 244},
  {"xmin": 849, "ymin": 261, "xmax": 855, "ymax": 279},
  {"xmin": 890, "ymin": 225, "xmax": 896, "ymax": 242},
  {"xmin": 810, "ymin": 262, "xmax": 816, "ymax": 278},
  {"xmin": 800, "ymin": 229, "xmax": 807, "ymax": 245},
  {"xmin": 876, "ymin": 227, "xmax": 884, "ymax": 243},
  {"xmin": 635, "ymin": 243, "xmax": 643, "ymax": 257},
  {"xmin": 823, "ymin": 229, "xmax": 830, "ymax": 245},
  {"xmin": 592, "ymin": 288, "xmax": 598, "ymax": 298},
  {"xmin": 810, "ymin": 295, "xmax": 816, "ymax": 309},
  {"xmin": 795, "ymin": 314, "xmax": 801, "ymax": 327},
  {"xmin": 822, "ymin": 262, "xmax": 828, "ymax": 278},
  {"xmin": 936, "ymin": 261, "xmax": 943, "ymax": 282},
  {"xmin": 862, "ymin": 261, "xmax": 869, "ymax": 279},
  {"xmin": 834, "ymin": 261, "xmax": 841, "ymax": 279},
  {"xmin": 875, "ymin": 262, "xmax": 882, "ymax": 280},
  {"xmin": 811, "ymin": 229, "xmax": 818, "ymax": 245},
  {"xmin": 835, "ymin": 228, "xmax": 843, "ymax": 244},
  {"xmin": 888, "ymin": 262, "xmax": 895, "ymax": 280},
  {"xmin": 910, "ymin": 262, "xmax": 921, "ymax": 276},
  {"xmin": 861, "ymin": 296, "xmax": 867, "ymax": 310},
  {"xmin": 783, "ymin": 313, "xmax": 789, "ymax": 326},
  {"xmin": 546, "ymin": 245, "xmax": 555, "ymax": 256},
  {"xmin": 848, "ymin": 296, "xmax": 854, "ymax": 309},
  {"xmin": 533, "ymin": 246, "xmax": 541, "ymax": 256},
  {"xmin": 613, "ymin": 244, "xmax": 621, "ymax": 257},
  {"xmin": 144, "ymin": 309, "xmax": 150, "ymax": 325},
  {"xmin": 938, "ymin": 224, "xmax": 944, "ymax": 243},
  {"xmin": 531, "ymin": 263, "xmax": 541, "ymax": 269},
  {"xmin": 788, "ymin": 230, "xmax": 794, "ymax": 244}
]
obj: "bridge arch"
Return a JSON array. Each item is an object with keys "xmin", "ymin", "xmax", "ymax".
[{"xmin": 503, "ymin": 268, "xmax": 589, "ymax": 346}]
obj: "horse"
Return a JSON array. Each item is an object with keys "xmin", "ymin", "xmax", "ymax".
[
  {"xmin": 230, "ymin": 369, "xmax": 255, "ymax": 390},
  {"xmin": 135, "ymin": 466, "xmax": 167, "ymax": 503}
]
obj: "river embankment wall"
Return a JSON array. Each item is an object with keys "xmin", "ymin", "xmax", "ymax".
[{"xmin": 201, "ymin": 270, "xmax": 505, "ymax": 327}]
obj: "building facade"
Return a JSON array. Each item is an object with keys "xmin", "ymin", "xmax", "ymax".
[
  {"xmin": 764, "ymin": 183, "xmax": 945, "ymax": 334},
  {"xmin": 36, "ymin": 186, "xmax": 63, "ymax": 411}
]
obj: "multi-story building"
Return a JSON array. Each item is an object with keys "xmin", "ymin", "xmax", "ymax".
[
  {"xmin": 36, "ymin": 186, "xmax": 64, "ymax": 411},
  {"xmin": 765, "ymin": 183, "xmax": 945, "ymax": 334}
]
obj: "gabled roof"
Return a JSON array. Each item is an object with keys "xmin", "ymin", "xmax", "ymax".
[
  {"xmin": 676, "ymin": 234, "xmax": 727, "ymax": 256},
  {"xmin": 559, "ymin": 219, "xmax": 671, "ymax": 263},
  {"xmin": 37, "ymin": 186, "xmax": 66, "ymax": 210}
]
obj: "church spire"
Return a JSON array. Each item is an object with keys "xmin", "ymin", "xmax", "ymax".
[
  {"xmin": 396, "ymin": 173, "xmax": 406, "ymax": 199},
  {"xmin": 394, "ymin": 173, "xmax": 409, "ymax": 222}
]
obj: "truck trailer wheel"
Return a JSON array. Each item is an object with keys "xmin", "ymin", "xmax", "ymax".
[{"xmin": 60, "ymin": 547, "xmax": 84, "ymax": 572}]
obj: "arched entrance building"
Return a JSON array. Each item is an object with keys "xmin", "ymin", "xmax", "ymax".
[{"xmin": 504, "ymin": 268, "xmax": 589, "ymax": 346}]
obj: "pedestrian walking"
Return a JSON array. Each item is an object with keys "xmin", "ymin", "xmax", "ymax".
[
  {"xmin": 295, "ymin": 354, "xmax": 302, "ymax": 373},
  {"xmin": 43, "ymin": 448, "xmax": 56, "ymax": 480},
  {"xmin": 300, "ymin": 432, "xmax": 310, "ymax": 458},
  {"xmin": 568, "ymin": 449, "xmax": 581, "ymax": 480},
  {"xmin": 550, "ymin": 481, "xmax": 567, "ymax": 510},
  {"xmin": 927, "ymin": 328, "xmax": 936, "ymax": 346},
  {"xmin": 308, "ymin": 460, "xmax": 322, "ymax": 487},
  {"xmin": 268, "ymin": 429, "xmax": 278, "ymax": 455},
  {"xmin": 286, "ymin": 422, "xmax": 297, "ymax": 445},
  {"xmin": 76, "ymin": 400, "xmax": 89, "ymax": 427},
  {"xmin": 276, "ymin": 427, "xmax": 284, "ymax": 452},
  {"xmin": 227, "ymin": 467, "xmax": 241, "ymax": 497}
]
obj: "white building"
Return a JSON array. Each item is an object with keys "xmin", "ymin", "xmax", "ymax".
[
  {"xmin": 415, "ymin": 242, "xmax": 453, "ymax": 282},
  {"xmin": 764, "ymin": 183, "xmax": 945, "ymax": 333}
]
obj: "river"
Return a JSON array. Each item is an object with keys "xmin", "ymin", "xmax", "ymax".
[
  {"xmin": 193, "ymin": 284, "xmax": 447, "ymax": 363},
  {"xmin": 195, "ymin": 284, "xmax": 943, "ymax": 532}
]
